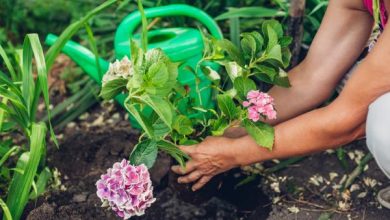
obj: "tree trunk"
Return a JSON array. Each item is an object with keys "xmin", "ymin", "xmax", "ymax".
[{"xmin": 286, "ymin": 0, "xmax": 306, "ymax": 68}]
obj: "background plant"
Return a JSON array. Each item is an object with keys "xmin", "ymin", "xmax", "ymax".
[{"xmin": 0, "ymin": 1, "xmax": 119, "ymax": 219}]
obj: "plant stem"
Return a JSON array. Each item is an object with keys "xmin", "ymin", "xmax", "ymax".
[{"xmin": 342, "ymin": 153, "xmax": 373, "ymax": 191}]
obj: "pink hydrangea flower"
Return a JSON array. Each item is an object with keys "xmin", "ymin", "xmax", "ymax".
[
  {"xmin": 96, "ymin": 159, "xmax": 156, "ymax": 219},
  {"xmin": 243, "ymin": 90, "xmax": 277, "ymax": 121}
]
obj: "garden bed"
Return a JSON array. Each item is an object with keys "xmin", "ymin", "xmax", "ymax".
[{"xmin": 22, "ymin": 100, "xmax": 390, "ymax": 220}]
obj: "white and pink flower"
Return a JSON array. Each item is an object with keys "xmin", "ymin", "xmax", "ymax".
[{"xmin": 96, "ymin": 159, "xmax": 156, "ymax": 219}]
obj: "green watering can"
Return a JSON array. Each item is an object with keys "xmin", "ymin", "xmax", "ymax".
[{"xmin": 45, "ymin": 4, "xmax": 223, "ymax": 129}]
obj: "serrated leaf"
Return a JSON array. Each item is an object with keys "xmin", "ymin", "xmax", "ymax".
[
  {"xmin": 217, "ymin": 94, "xmax": 238, "ymax": 120},
  {"xmin": 255, "ymin": 65, "xmax": 278, "ymax": 81},
  {"xmin": 211, "ymin": 118, "xmax": 230, "ymax": 136},
  {"xmin": 125, "ymin": 103, "xmax": 155, "ymax": 139},
  {"xmin": 217, "ymin": 39, "xmax": 245, "ymax": 66},
  {"xmin": 146, "ymin": 61, "xmax": 168, "ymax": 86},
  {"xmin": 140, "ymin": 95, "xmax": 173, "ymax": 129},
  {"xmin": 130, "ymin": 140, "xmax": 158, "ymax": 168},
  {"xmin": 157, "ymin": 140, "xmax": 190, "ymax": 168},
  {"xmin": 234, "ymin": 76, "xmax": 257, "ymax": 100},
  {"xmin": 173, "ymin": 115, "xmax": 194, "ymax": 135},
  {"xmin": 100, "ymin": 78, "xmax": 127, "ymax": 100},
  {"xmin": 242, "ymin": 119, "xmax": 274, "ymax": 149}
]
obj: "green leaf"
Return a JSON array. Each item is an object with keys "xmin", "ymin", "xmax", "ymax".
[
  {"xmin": 146, "ymin": 61, "xmax": 168, "ymax": 86},
  {"xmin": 157, "ymin": 140, "xmax": 189, "ymax": 168},
  {"xmin": 0, "ymin": 146, "xmax": 18, "ymax": 167},
  {"xmin": 279, "ymin": 36, "xmax": 293, "ymax": 48},
  {"xmin": 172, "ymin": 115, "xmax": 194, "ymax": 136},
  {"xmin": 234, "ymin": 77, "xmax": 257, "ymax": 100},
  {"xmin": 29, "ymin": 167, "xmax": 51, "ymax": 200},
  {"xmin": 130, "ymin": 140, "xmax": 158, "ymax": 169},
  {"xmin": 215, "ymin": 7, "xmax": 286, "ymax": 20},
  {"xmin": 200, "ymin": 66, "xmax": 220, "ymax": 84},
  {"xmin": 125, "ymin": 103, "xmax": 155, "ymax": 139},
  {"xmin": 262, "ymin": 20, "xmax": 284, "ymax": 38},
  {"xmin": 240, "ymin": 33, "xmax": 257, "ymax": 58},
  {"xmin": 264, "ymin": 25, "xmax": 278, "ymax": 52},
  {"xmin": 217, "ymin": 94, "xmax": 238, "ymax": 120},
  {"xmin": 224, "ymin": 61, "xmax": 243, "ymax": 81},
  {"xmin": 282, "ymin": 47, "xmax": 292, "ymax": 68},
  {"xmin": 242, "ymin": 119, "xmax": 274, "ymax": 150},
  {"xmin": 100, "ymin": 78, "xmax": 127, "ymax": 100},
  {"xmin": 217, "ymin": 39, "xmax": 245, "ymax": 66},
  {"xmin": 0, "ymin": 44, "xmax": 17, "ymax": 81},
  {"xmin": 255, "ymin": 65, "xmax": 278, "ymax": 81},
  {"xmin": 6, "ymin": 123, "xmax": 47, "ymax": 220},
  {"xmin": 211, "ymin": 118, "xmax": 230, "ymax": 136},
  {"xmin": 27, "ymin": 34, "xmax": 58, "ymax": 147},
  {"xmin": 152, "ymin": 118, "xmax": 171, "ymax": 139},
  {"xmin": 0, "ymin": 198, "xmax": 12, "ymax": 220},
  {"xmin": 139, "ymin": 95, "xmax": 173, "ymax": 129},
  {"xmin": 267, "ymin": 45, "xmax": 283, "ymax": 63}
]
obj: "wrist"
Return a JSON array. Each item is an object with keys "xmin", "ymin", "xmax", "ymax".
[{"xmin": 231, "ymin": 136, "xmax": 265, "ymax": 166}]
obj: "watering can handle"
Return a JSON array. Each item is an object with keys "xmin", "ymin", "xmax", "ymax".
[{"xmin": 114, "ymin": 4, "xmax": 223, "ymax": 50}]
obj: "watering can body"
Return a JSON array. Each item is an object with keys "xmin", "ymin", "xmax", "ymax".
[{"xmin": 45, "ymin": 4, "xmax": 222, "ymax": 129}]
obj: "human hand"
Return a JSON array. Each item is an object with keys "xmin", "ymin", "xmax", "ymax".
[{"xmin": 171, "ymin": 136, "xmax": 241, "ymax": 191}]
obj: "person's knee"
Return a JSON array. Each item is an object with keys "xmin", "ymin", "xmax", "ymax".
[
  {"xmin": 366, "ymin": 93, "xmax": 390, "ymax": 147},
  {"xmin": 366, "ymin": 93, "xmax": 390, "ymax": 178}
]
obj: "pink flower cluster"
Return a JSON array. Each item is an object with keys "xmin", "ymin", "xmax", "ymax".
[
  {"xmin": 96, "ymin": 159, "xmax": 156, "ymax": 219},
  {"xmin": 243, "ymin": 90, "xmax": 277, "ymax": 122}
]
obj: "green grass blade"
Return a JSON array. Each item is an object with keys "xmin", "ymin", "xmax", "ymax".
[
  {"xmin": 215, "ymin": 7, "xmax": 286, "ymax": 20},
  {"xmin": 5, "ymin": 123, "xmax": 47, "ymax": 220},
  {"xmin": 84, "ymin": 23, "xmax": 103, "ymax": 80},
  {"xmin": 21, "ymin": 37, "xmax": 35, "ymax": 116},
  {"xmin": 0, "ymin": 146, "xmax": 18, "ymax": 167},
  {"xmin": 29, "ymin": 167, "xmax": 51, "ymax": 200},
  {"xmin": 0, "ymin": 97, "xmax": 8, "ymax": 132},
  {"xmin": 137, "ymin": 0, "xmax": 148, "ymax": 51},
  {"xmin": 45, "ymin": 0, "xmax": 118, "ymax": 70},
  {"xmin": 0, "ymin": 44, "xmax": 17, "ymax": 81},
  {"xmin": 25, "ymin": 34, "xmax": 58, "ymax": 147},
  {"xmin": 0, "ymin": 198, "xmax": 12, "ymax": 220}
]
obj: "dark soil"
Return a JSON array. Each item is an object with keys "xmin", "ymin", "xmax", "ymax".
[{"xmin": 24, "ymin": 106, "xmax": 270, "ymax": 220}]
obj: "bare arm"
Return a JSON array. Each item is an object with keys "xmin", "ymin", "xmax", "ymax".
[
  {"xmin": 224, "ymin": 0, "xmax": 373, "ymax": 138},
  {"xmin": 266, "ymin": 0, "xmax": 373, "ymax": 124},
  {"xmin": 172, "ymin": 0, "xmax": 388, "ymax": 191},
  {"xmin": 238, "ymin": 12, "xmax": 390, "ymax": 164}
]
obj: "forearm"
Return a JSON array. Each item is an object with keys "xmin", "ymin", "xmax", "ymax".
[
  {"xmin": 234, "ymin": 104, "xmax": 365, "ymax": 166},
  {"xmin": 234, "ymin": 45, "xmax": 390, "ymax": 166}
]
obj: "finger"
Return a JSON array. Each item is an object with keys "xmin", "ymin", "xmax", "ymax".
[
  {"xmin": 192, "ymin": 176, "xmax": 212, "ymax": 191},
  {"xmin": 178, "ymin": 170, "xmax": 202, "ymax": 184},
  {"xmin": 171, "ymin": 161, "xmax": 196, "ymax": 175},
  {"xmin": 178, "ymin": 145, "xmax": 197, "ymax": 156}
]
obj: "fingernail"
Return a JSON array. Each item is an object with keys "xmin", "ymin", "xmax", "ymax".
[{"xmin": 192, "ymin": 188, "xmax": 196, "ymax": 191}]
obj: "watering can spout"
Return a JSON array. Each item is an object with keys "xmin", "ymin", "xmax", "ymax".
[{"xmin": 45, "ymin": 34, "xmax": 109, "ymax": 85}]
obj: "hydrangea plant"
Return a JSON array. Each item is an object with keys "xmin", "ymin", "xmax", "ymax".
[{"xmin": 100, "ymin": 20, "xmax": 291, "ymax": 169}]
